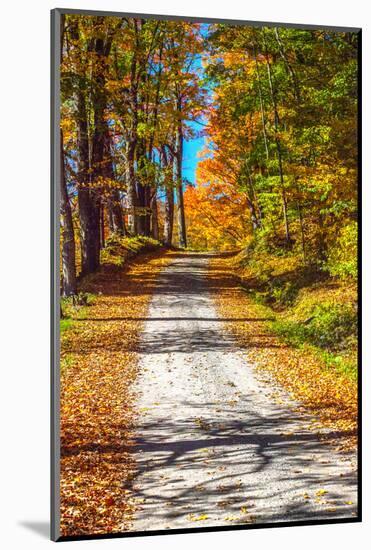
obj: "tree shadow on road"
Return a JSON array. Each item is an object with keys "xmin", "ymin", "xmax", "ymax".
[{"xmin": 129, "ymin": 397, "xmax": 357, "ymax": 527}]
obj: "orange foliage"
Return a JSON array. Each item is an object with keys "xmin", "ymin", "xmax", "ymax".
[{"xmin": 184, "ymin": 162, "xmax": 250, "ymax": 250}]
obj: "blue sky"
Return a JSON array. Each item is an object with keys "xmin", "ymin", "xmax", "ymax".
[
  {"xmin": 182, "ymin": 130, "xmax": 205, "ymax": 185},
  {"xmin": 182, "ymin": 33, "xmax": 209, "ymax": 186}
]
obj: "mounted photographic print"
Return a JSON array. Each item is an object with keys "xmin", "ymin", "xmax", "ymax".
[{"xmin": 51, "ymin": 8, "xmax": 361, "ymax": 541}]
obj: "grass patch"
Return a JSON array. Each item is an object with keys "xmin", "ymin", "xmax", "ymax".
[
  {"xmin": 270, "ymin": 302, "xmax": 357, "ymax": 381},
  {"xmin": 60, "ymin": 318, "xmax": 74, "ymax": 334},
  {"xmin": 236, "ymin": 250, "xmax": 358, "ymax": 383},
  {"xmin": 101, "ymin": 235, "xmax": 162, "ymax": 268},
  {"xmin": 60, "ymin": 354, "xmax": 74, "ymax": 373},
  {"xmin": 320, "ymin": 350, "xmax": 358, "ymax": 381},
  {"xmin": 60, "ymin": 292, "xmax": 97, "ymax": 334},
  {"xmin": 271, "ymin": 316, "xmax": 358, "ymax": 381},
  {"xmin": 271, "ymin": 303, "xmax": 357, "ymax": 350}
]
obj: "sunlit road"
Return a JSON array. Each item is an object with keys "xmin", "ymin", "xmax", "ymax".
[{"xmin": 130, "ymin": 252, "xmax": 357, "ymax": 532}]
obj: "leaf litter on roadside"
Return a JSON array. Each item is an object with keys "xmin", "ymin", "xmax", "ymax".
[
  {"xmin": 207, "ymin": 257, "xmax": 357, "ymax": 452},
  {"xmin": 60, "ymin": 252, "xmax": 169, "ymax": 536}
]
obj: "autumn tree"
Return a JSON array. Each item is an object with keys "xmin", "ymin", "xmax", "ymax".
[
  {"xmin": 60, "ymin": 16, "xmax": 358, "ymax": 282},
  {"xmin": 186, "ymin": 24, "xmax": 358, "ymax": 267}
]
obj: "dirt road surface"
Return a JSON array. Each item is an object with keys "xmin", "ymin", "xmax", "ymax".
[{"xmin": 130, "ymin": 253, "xmax": 357, "ymax": 531}]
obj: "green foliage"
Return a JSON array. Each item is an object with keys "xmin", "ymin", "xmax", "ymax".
[
  {"xmin": 60, "ymin": 319, "xmax": 74, "ymax": 334},
  {"xmin": 239, "ymin": 235, "xmax": 309, "ymax": 307},
  {"xmin": 309, "ymin": 303, "xmax": 357, "ymax": 348},
  {"xmin": 270, "ymin": 302, "xmax": 357, "ymax": 380},
  {"xmin": 76, "ymin": 292, "xmax": 95, "ymax": 306},
  {"xmin": 271, "ymin": 303, "xmax": 356, "ymax": 350},
  {"xmin": 60, "ymin": 292, "xmax": 96, "ymax": 326},
  {"xmin": 320, "ymin": 350, "xmax": 358, "ymax": 381},
  {"xmin": 326, "ymin": 221, "xmax": 358, "ymax": 279},
  {"xmin": 271, "ymin": 316, "xmax": 357, "ymax": 381},
  {"xmin": 203, "ymin": 24, "xmax": 358, "ymax": 272},
  {"xmin": 124, "ymin": 235, "xmax": 161, "ymax": 252},
  {"xmin": 236, "ymin": 233, "xmax": 358, "ymax": 382},
  {"xmin": 269, "ymin": 280, "xmax": 298, "ymax": 307}
]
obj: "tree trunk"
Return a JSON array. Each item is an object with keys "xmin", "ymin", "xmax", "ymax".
[
  {"xmin": 253, "ymin": 45, "xmax": 270, "ymax": 163},
  {"xmin": 246, "ymin": 168, "xmax": 263, "ymax": 231},
  {"xmin": 59, "ymin": 17, "xmax": 77, "ymax": 296},
  {"xmin": 162, "ymin": 147, "xmax": 174, "ymax": 247},
  {"xmin": 60, "ymin": 129, "xmax": 77, "ymax": 296},
  {"xmin": 248, "ymin": 203, "xmax": 261, "ymax": 232},
  {"xmin": 126, "ymin": 140, "xmax": 138, "ymax": 234},
  {"xmin": 100, "ymin": 205, "xmax": 105, "ymax": 249},
  {"xmin": 108, "ymin": 190, "xmax": 125, "ymax": 235},
  {"xmin": 150, "ymin": 193, "xmax": 159, "ymax": 240},
  {"xmin": 164, "ymin": 186, "xmax": 174, "ymax": 246},
  {"xmin": 135, "ymin": 141, "xmax": 152, "ymax": 237},
  {"xmin": 104, "ymin": 128, "xmax": 125, "ymax": 235},
  {"xmin": 263, "ymin": 31, "xmax": 291, "ymax": 245},
  {"xmin": 136, "ymin": 184, "xmax": 146, "ymax": 236},
  {"xmin": 75, "ymin": 86, "xmax": 100, "ymax": 275},
  {"xmin": 294, "ymin": 179, "xmax": 306, "ymax": 263},
  {"xmin": 297, "ymin": 200, "xmax": 306, "ymax": 263},
  {"xmin": 317, "ymin": 210, "xmax": 327, "ymax": 262},
  {"xmin": 144, "ymin": 186, "xmax": 151, "ymax": 236},
  {"xmin": 126, "ymin": 24, "xmax": 141, "ymax": 236},
  {"xmin": 135, "ymin": 146, "xmax": 147, "ymax": 236},
  {"xmin": 274, "ymin": 28, "xmax": 301, "ymax": 103},
  {"xmin": 90, "ymin": 22, "xmax": 119, "ymax": 258},
  {"xmin": 70, "ymin": 20, "xmax": 100, "ymax": 276},
  {"xmin": 175, "ymin": 120, "xmax": 187, "ymax": 248},
  {"xmin": 89, "ymin": 34, "xmax": 112, "ymax": 270}
]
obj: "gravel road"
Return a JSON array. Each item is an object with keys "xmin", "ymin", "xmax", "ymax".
[{"xmin": 130, "ymin": 252, "xmax": 357, "ymax": 532}]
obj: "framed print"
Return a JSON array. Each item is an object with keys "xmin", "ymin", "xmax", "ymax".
[{"xmin": 51, "ymin": 8, "xmax": 361, "ymax": 541}]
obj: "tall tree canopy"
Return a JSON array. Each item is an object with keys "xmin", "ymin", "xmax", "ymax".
[
  {"xmin": 186, "ymin": 25, "xmax": 358, "ymax": 268},
  {"xmin": 59, "ymin": 16, "xmax": 358, "ymax": 294}
]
